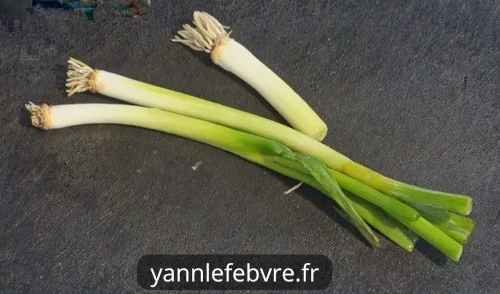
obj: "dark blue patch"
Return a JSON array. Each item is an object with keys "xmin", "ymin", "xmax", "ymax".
[{"xmin": 35, "ymin": 1, "xmax": 96, "ymax": 20}]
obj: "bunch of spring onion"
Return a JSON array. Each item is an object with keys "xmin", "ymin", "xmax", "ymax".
[
  {"xmin": 29, "ymin": 57, "xmax": 474, "ymax": 262},
  {"xmin": 66, "ymin": 58, "xmax": 472, "ymax": 216}
]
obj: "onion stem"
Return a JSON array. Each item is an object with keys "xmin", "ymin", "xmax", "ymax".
[{"xmin": 345, "ymin": 195, "xmax": 418, "ymax": 252}]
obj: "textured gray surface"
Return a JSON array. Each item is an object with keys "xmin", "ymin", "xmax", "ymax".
[{"xmin": 1, "ymin": 1, "xmax": 499, "ymax": 293}]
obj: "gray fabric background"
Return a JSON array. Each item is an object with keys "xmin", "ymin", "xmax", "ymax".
[{"xmin": 1, "ymin": 1, "xmax": 499, "ymax": 293}]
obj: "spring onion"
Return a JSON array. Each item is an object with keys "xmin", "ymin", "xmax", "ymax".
[
  {"xmin": 26, "ymin": 102, "xmax": 467, "ymax": 261},
  {"xmin": 171, "ymin": 11, "xmax": 328, "ymax": 141},
  {"xmin": 26, "ymin": 102, "xmax": 376, "ymax": 248},
  {"xmin": 65, "ymin": 58, "xmax": 472, "ymax": 216}
]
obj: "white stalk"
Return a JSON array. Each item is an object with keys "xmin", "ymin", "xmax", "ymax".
[
  {"xmin": 172, "ymin": 11, "xmax": 328, "ymax": 141},
  {"xmin": 25, "ymin": 102, "xmax": 136, "ymax": 130}
]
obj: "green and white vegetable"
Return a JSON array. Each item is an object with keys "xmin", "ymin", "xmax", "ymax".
[
  {"xmin": 26, "ymin": 102, "xmax": 468, "ymax": 261},
  {"xmin": 66, "ymin": 58, "xmax": 472, "ymax": 216},
  {"xmin": 171, "ymin": 11, "xmax": 329, "ymax": 141}
]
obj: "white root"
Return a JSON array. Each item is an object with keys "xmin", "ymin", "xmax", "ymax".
[
  {"xmin": 65, "ymin": 59, "xmax": 95, "ymax": 96},
  {"xmin": 25, "ymin": 102, "xmax": 51, "ymax": 130},
  {"xmin": 25, "ymin": 102, "xmax": 41, "ymax": 118},
  {"xmin": 284, "ymin": 182, "xmax": 304, "ymax": 195},
  {"xmin": 171, "ymin": 11, "xmax": 231, "ymax": 53}
]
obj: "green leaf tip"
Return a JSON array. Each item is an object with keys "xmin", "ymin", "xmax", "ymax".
[{"xmin": 278, "ymin": 150, "xmax": 379, "ymax": 248}]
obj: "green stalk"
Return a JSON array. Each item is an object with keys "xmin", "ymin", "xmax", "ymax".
[
  {"xmin": 346, "ymin": 195, "xmax": 418, "ymax": 252},
  {"xmin": 406, "ymin": 202, "xmax": 475, "ymax": 245},
  {"xmin": 271, "ymin": 157, "xmax": 420, "ymax": 222},
  {"xmin": 263, "ymin": 159, "xmax": 417, "ymax": 252},
  {"xmin": 398, "ymin": 217, "xmax": 463, "ymax": 262},
  {"xmin": 267, "ymin": 158, "xmax": 462, "ymax": 261},
  {"xmin": 342, "ymin": 163, "xmax": 472, "ymax": 215},
  {"xmin": 276, "ymin": 151, "xmax": 379, "ymax": 248},
  {"xmin": 271, "ymin": 158, "xmax": 465, "ymax": 260},
  {"xmin": 65, "ymin": 58, "xmax": 473, "ymax": 215}
]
